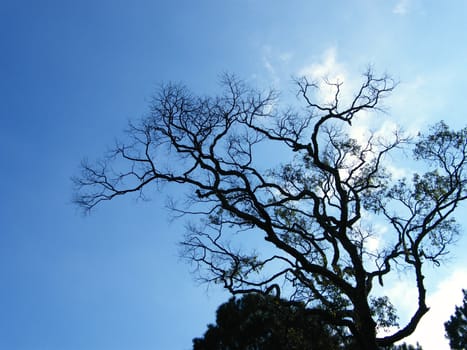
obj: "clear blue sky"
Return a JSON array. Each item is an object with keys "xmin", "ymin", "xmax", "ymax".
[{"xmin": 1, "ymin": 1, "xmax": 467, "ymax": 349}]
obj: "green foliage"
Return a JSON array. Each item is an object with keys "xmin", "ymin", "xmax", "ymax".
[
  {"xmin": 370, "ymin": 296, "xmax": 399, "ymax": 331},
  {"xmin": 445, "ymin": 289, "xmax": 467, "ymax": 350},
  {"xmin": 193, "ymin": 294, "xmax": 342, "ymax": 350}
]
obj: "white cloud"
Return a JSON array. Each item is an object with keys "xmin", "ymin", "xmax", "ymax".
[
  {"xmin": 298, "ymin": 47, "xmax": 348, "ymax": 105},
  {"xmin": 263, "ymin": 57, "xmax": 275, "ymax": 76},
  {"xmin": 386, "ymin": 268, "xmax": 467, "ymax": 349},
  {"xmin": 393, "ymin": 0, "xmax": 411, "ymax": 15},
  {"xmin": 299, "ymin": 47, "xmax": 342, "ymax": 80},
  {"xmin": 387, "ymin": 278, "xmax": 419, "ymax": 315},
  {"xmin": 366, "ymin": 235, "xmax": 381, "ymax": 252},
  {"xmin": 261, "ymin": 46, "xmax": 294, "ymax": 87},
  {"xmin": 404, "ymin": 269, "xmax": 467, "ymax": 349},
  {"xmin": 279, "ymin": 51, "xmax": 293, "ymax": 63},
  {"xmin": 385, "ymin": 163, "xmax": 410, "ymax": 179},
  {"xmin": 349, "ymin": 116, "xmax": 399, "ymax": 145},
  {"xmin": 389, "ymin": 75, "xmax": 430, "ymax": 129},
  {"xmin": 389, "ymin": 72, "xmax": 460, "ymax": 133}
]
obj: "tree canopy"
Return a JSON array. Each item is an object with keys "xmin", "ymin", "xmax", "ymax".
[
  {"xmin": 445, "ymin": 289, "xmax": 467, "ymax": 350},
  {"xmin": 193, "ymin": 293, "xmax": 424, "ymax": 350},
  {"xmin": 74, "ymin": 71, "xmax": 467, "ymax": 350},
  {"xmin": 193, "ymin": 293, "xmax": 341, "ymax": 350}
]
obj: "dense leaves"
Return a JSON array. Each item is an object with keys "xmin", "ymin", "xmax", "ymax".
[
  {"xmin": 193, "ymin": 294, "xmax": 341, "ymax": 350},
  {"xmin": 194, "ymin": 293, "xmax": 421, "ymax": 350},
  {"xmin": 445, "ymin": 289, "xmax": 467, "ymax": 350}
]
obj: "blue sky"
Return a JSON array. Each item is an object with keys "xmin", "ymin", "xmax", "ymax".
[{"xmin": 1, "ymin": 1, "xmax": 467, "ymax": 349}]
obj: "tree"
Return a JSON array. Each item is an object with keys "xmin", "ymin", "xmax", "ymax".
[
  {"xmin": 193, "ymin": 293, "xmax": 422, "ymax": 350},
  {"xmin": 388, "ymin": 344, "xmax": 423, "ymax": 350},
  {"xmin": 445, "ymin": 289, "xmax": 467, "ymax": 350},
  {"xmin": 74, "ymin": 71, "xmax": 467, "ymax": 350},
  {"xmin": 192, "ymin": 293, "xmax": 342, "ymax": 350}
]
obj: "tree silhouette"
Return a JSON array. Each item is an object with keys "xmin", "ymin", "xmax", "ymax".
[
  {"xmin": 193, "ymin": 293, "xmax": 341, "ymax": 350},
  {"xmin": 74, "ymin": 71, "xmax": 467, "ymax": 350},
  {"xmin": 385, "ymin": 343, "xmax": 423, "ymax": 350},
  {"xmin": 194, "ymin": 293, "xmax": 423, "ymax": 350},
  {"xmin": 445, "ymin": 289, "xmax": 467, "ymax": 350}
]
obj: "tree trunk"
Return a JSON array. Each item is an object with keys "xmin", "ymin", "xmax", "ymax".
[{"xmin": 354, "ymin": 298, "xmax": 379, "ymax": 350}]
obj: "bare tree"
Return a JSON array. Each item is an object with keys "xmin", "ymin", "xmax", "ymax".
[{"xmin": 74, "ymin": 71, "xmax": 467, "ymax": 350}]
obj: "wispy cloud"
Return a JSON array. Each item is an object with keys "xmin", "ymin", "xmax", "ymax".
[
  {"xmin": 278, "ymin": 52, "xmax": 293, "ymax": 63},
  {"xmin": 298, "ymin": 47, "xmax": 345, "ymax": 82},
  {"xmin": 298, "ymin": 48, "xmax": 411, "ymax": 181},
  {"xmin": 263, "ymin": 57, "xmax": 276, "ymax": 76},
  {"xmin": 393, "ymin": 0, "xmax": 411, "ymax": 15},
  {"xmin": 298, "ymin": 47, "xmax": 349, "ymax": 105},
  {"xmin": 389, "ymin": 73, "xmax": 451, "ymax": 132},
  {"xmin": 261, "ymin": 45, "xmax": 294, "ymax": 87}
]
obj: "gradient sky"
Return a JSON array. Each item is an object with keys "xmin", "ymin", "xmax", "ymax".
[{"xmin": 2, "ymin": 1, "xmax": 467, "ymax": 349}]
